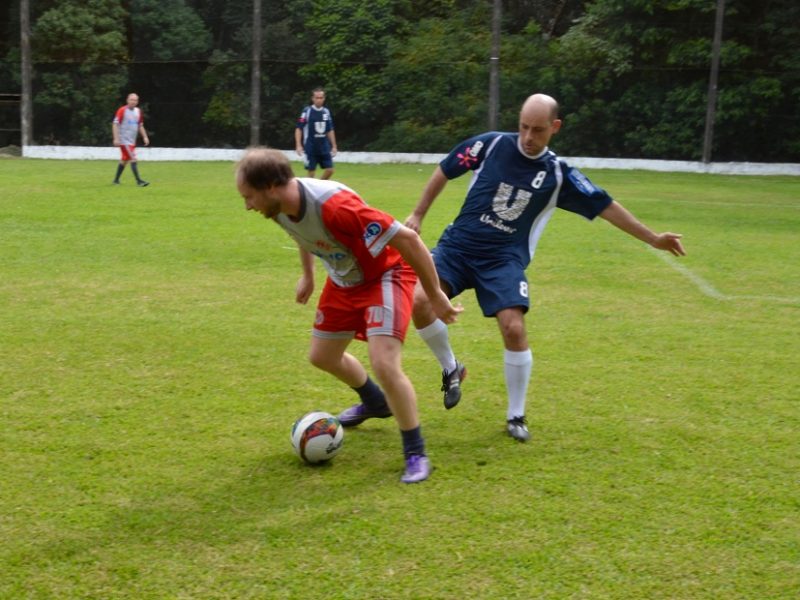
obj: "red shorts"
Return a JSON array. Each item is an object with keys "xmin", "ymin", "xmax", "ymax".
[
  {"xmin": 119, "ymin": 144, "xmax": 137, "ymax": 161},
  {"xmin": 313, "ymin": 263, "xmax": 417, "ymax": 342}
]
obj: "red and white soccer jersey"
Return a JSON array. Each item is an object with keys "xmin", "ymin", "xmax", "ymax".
[
  {"xmin": 113, "ymin": 106, "xmax": 142, "ymax": 160},
  {"xmin": 275, "ymin": 178, "xmax": 416, "ymax": 340}
]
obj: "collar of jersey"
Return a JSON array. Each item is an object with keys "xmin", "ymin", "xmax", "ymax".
[{"xmin": 516, "ymin": 139, "xmax": 549, "ymax": 160}]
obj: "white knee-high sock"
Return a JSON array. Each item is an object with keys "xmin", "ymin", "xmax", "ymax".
[
  {"xmin": 504, "ymin": 348, "xmax": 533, "ymax": 420},
  {"xmin": 417, "ymin": 319, "xmax": 457, "ymax": 373}
]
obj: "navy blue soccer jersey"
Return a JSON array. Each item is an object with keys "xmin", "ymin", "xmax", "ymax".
[
  {"xmin": 437, "ymin": 132, "xmax": 613, "ymax": 266},
  {"xmin": 297, "ymin": 105, "xmax": 334, "ymax": 152}
]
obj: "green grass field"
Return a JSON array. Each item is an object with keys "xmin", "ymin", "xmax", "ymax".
[{"xmin": 1, "ymin": 158, "xmax": 798, "ymax": 599}]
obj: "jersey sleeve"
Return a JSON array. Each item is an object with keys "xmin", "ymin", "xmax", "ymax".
[
  {"xmin": 556, "ymin": 161, "xmax": 614, "ymax": 220},
  {"xmin": 296, "ymin": 107, "xmax": 308, "ymax": 129},
  {"xmin": 322, "ymin": 191, "xmax": 400, "ymax": 258},
  {"xmin": 112, "ymin": 106, "xmax": 125, "ymax": 124},
  {"xmin": 439, "ymin": 132, "xmax": 498, "ymax": 180},
  {"xmin": 326, "ymin": 109, "xmax": 334, "ymax": 132}
]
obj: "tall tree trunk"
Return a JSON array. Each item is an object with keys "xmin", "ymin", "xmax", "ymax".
[
  {"xmin": 20, "ymin": 0, "xmax": 33, "ymax": 147},
  {"xmin": 702, "ymin": 0, "xmax": 725, "ymax": 163},
  {"xmin": 250, "ymin": 0, "xmax": 262, "ymax": 146},
  {"xmin": 488, "ymin": 0, "xmax": 501, "ymax": 130}
]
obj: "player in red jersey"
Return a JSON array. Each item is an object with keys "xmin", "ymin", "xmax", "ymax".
[
  {"xmin": 235, "ymin": 148, "xmax": 462, "ymax": 483},
  {"xmin": 112, "ymin": 93, "xmax": 150, "ymax": 186}
]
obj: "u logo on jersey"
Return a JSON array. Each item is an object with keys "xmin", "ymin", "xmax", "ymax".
[{"xmin": 491, "ymin": 182, "xmax": 531, "ymax": 222}]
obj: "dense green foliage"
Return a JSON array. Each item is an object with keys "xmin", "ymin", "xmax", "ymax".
[{"xmin": 1, "ymin": 0, "xmax": 798, "ymax": 160}]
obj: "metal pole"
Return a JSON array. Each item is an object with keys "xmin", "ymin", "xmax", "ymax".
[
  {"xmin": 249, "ymin": 0, "xmax": 262, "ymax": 146},
  {"xmin": 20, "ymin": 0, "xmax": 33, "ymax": 148},
  {"xmin": 488, "ymin": 0, "xmax": 501, "ymax": 130},
  {"xmin": 702, "ymin": 0, "xmax": 725, "ymax": 163}
]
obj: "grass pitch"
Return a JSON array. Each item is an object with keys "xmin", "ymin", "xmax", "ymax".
[{"xmin": 1, "ymin": 158, "xmax": 799, "ymax": 599}]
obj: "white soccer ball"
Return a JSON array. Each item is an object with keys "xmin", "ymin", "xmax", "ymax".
[{"xmin": 290, "ymin": 411, "xmax": 344, "ymax": 464}]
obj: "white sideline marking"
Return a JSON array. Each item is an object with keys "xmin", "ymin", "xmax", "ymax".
[{"xmin": 648, "ymin": 248, "xmax": 800, "ymax": 304}]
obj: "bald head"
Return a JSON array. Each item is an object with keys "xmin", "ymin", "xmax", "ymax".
[
  {"xmin": 520, "ymin": 94, "xmax": 559, "ymax": 122},
  {"xmin": 517, "ymin": 94, "xmax": 561, "ymax": 156}
]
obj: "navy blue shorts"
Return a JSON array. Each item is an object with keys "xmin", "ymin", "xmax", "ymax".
[
  {"xmin": 305, "ymin": 149, "xmax": 334, "ymax": 171},
  {"xmin": 432, "ymin": 244, "xmax": 530, "ymax": 317}
]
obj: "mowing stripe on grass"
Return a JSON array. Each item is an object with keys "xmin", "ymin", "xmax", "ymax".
[{"xmin": 649, "ymin": 247, "xmax": 800, "ymax": 304}]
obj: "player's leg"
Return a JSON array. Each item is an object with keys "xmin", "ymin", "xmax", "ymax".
[
  {"xmin": 412, "ymin": 247, "xmax": 467, "ymax": 408},
  {"xmin": 365, "ymin": 265, "xmax": 431, "ymax": 482},
  {"xmin": 314, "ymin": 285, "xmax": 391, "ymax": 426},
  {"xmin": 127, "ymin": 149, "xmax": 148, "ymax": 186},
  {"xmin": 113, "ymin": 161, "xmax": 126, "ymax": 184},
  {"xmin": 130, "ymin": 162, "xmax": 149, "ymax": 186},
  {"xmin": 308, "ymin": 336, "xmax": 362, "ymax": 384},
  {"xmin": 367, "ymin": 335, "xmax": 417, "ymax": 430},
  {"xmin": 476, "ymin": 262, "xmax": 532, "ymax": 441},
  {"xmin": 114, "ymin": 146, "xmax": 131, "ymax": 183},
  {"xmin": 495, "ymin": 307, "xmax": 533, "ymax": 442},
  {"xmin": 309, "ymin": 335, "xmax": 391, "ymax": 426},
  {"xmin": 319, "ymin": 153, "xmax": 334, "ymax": 180},
  {"xmin": 304, "ymin": 150, "xmax": 317, "ymax": 178},
  {"xmin": 368, "ymin": 335, "xmax": 430, "ymax": 483}
]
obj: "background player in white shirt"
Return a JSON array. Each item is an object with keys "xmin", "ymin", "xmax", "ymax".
[{"xmin": 112, "ymin": 93, "xmax": 150, "ymax": 186}]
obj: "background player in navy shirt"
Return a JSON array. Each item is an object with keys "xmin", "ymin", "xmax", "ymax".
[
  {"xmin": 294, "ymin": 88, "xmax": 338, "ymax": 180},
  {"xmin": 405, "ymin": 93, "xmax": 686, "ymax": 442}
]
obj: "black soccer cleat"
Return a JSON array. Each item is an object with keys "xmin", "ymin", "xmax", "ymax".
[
  {"xmin": 441, "ymin": 361, "xmax": 467, "ymax": 409},
  {"xmin": 506, "ymin": 416, "xmax": 531, "ymax": 442}
]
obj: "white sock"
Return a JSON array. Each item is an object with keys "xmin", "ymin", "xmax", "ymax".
[
  {"xmin": 504, "ymin": 348, "xmax": 532, "ymax": 420},
  {"xmin": 417, "ymin": 319, "xmax": 457, "ymax": 373}
]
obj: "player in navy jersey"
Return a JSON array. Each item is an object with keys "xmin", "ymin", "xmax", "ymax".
[
  {"xmin": 405, "ymin": 93, "xmax": 686, "ymax": 442},
  {"xmin": 294, "ymin": 88, "xmax": 338, "ymax": 180}
]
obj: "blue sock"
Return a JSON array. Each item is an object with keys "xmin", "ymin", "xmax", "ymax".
[
  {"xmin": 352, "ymin": 376, "xmax": 386, "ymax": 409},
  {"xmin": 401, "ymin": 426, "xmax": 425, "ymax": 457}
]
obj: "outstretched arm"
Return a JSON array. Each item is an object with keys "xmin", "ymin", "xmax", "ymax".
[
  {"xmin": 404, "ymin": 166, "xmax": 449, "ymax": 233},
  {"xmin": 600, "ymin": 200, "xmax": 686, "ymax": 256},
  {"xmin": 389, "ymin": 225, "xmax": 462, "ymax": 324}
]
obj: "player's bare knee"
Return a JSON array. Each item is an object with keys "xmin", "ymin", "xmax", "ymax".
[
  {"xmin": 498, "ymin": 320, "xmax": 527, "ymax": 348},
  {"xmin": 308, "ymin": 348, "xmax": 334, "ymax": 372}
]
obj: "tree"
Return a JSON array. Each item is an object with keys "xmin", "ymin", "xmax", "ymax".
[
  {"xmin": 548, "ymin": 0, "xmax": 800, "ymax": 161},
  {"xmin": 128, "ymin": 0, "xmax": 213, "ymax": 146},
  {"xmin": 32, "ymin": 0, "xmax": 128, "ymax": 144}
]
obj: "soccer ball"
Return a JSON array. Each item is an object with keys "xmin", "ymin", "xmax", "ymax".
[{"xmin": 290, "ymin": 411, "xmax": 344, "ymax": 464}]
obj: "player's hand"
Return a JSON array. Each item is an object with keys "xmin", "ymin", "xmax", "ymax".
[
  {"xmin": 143, "ymin": 138, "xmax": 150, "ymax": 147},
  {"xmin": 295, "ymin": 147, "xmax": 304, "ymax": 157},
  {"xmin": 295, "ymin": 275, "xmax": 314, "ymax": 304},
  {"xmin": 652, "ymin": 233, "xmax": 686, "ymax": 256},
  {"xmin": 404, "ymin": 214, "xmax": 422, "ymax": 233},
  {"xmin": 113, "ymin": 141, "xmax": 120, "ymax": 147},
  {"xmin": 431, "ymin": 290, "xmax": 463, "ymax": 325},
  {"xmin": 331, "ymin": 148, "xmax": 338, "ymax": 157}
]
